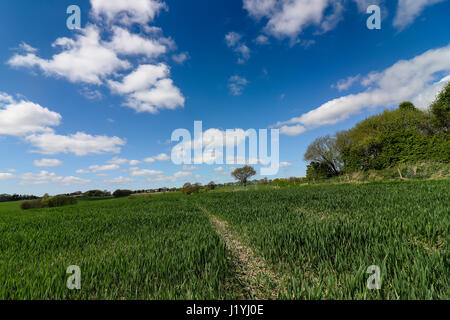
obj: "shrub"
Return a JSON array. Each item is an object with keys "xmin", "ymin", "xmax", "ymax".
[
  {"xmin": 20, "ymin": 199, "xmax": 43, "ymax": 210},
  {"xmin": 41, "ymin": 195, "xmax": 77, "ymax": 208},
  {"xmin": 113, "ymin": 190, "xmax": 133, "ymax": 198},
  {"xmin": 21, "ymin": 196, "xmax": 77, "ymax": 210},
  {"xmin": 181, "ymin": 183, "xmax": 202, "ymax": 195}
]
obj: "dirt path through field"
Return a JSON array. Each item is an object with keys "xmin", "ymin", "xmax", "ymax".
[{"xmin": 198, "ymin": 205, "xmax": 283, "ymax": 299}]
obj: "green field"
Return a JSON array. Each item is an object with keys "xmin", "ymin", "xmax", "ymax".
[{"xmin": 0, "ymin": 180, "xmax": 448, "ymax": 299}]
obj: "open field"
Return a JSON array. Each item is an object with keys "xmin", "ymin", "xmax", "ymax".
[{"xmin": 0, "ymin": 180, "xmax": 448, "ymax": 299}]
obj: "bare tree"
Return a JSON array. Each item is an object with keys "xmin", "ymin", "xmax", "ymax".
[{"xmin": 304, "ymin": 135, "xmax": 342, "ymax": 175}]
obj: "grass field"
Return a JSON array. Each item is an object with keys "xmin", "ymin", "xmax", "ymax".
[{"xmin": 0, "ymin": 180, "xmax": 448, "ymax": 299}]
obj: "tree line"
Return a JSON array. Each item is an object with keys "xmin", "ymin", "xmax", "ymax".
[{"xmin": 304, "ymin": 83, "xmax": 449, "ymax": 179}]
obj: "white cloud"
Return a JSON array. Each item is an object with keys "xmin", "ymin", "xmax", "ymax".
[
  {"xmin": 243, "ymin": 0, "xmax": 277, "ymax": 19},
  {"xmin": 20, "ymin": 171, "xmax": 90, "ymax": 186},
  {"xmin": 280, "ymin": 161, "xmax": 292, "ymax": 167},
  {"xmin": 143, "ymin": 153, "xmax": 170, "ymax": 163},
  {"xmin": 0, "ymin": 173, "xmax": 15, "ymax": 180},
  {"xmin": 225, "ymin": 32, "xmax": 243, "ymax": 47},
  {"xmin": 172, "ymin": 52, "xmax": 190, "ymax": 64},
  {"xmin": 393, "ymin": 0, "xmax": 445, "ymax": 30},
  {"xmin": 26, "ymin": 132, "xmax": 126, "ymax": 156},
  {"xmin": 244, "ymin": 0, "xmax": 344, "ymax": 40},
  {"xmin": 109, "ymin": 63, "xmax": 169, "ymax": 94},
  {"xmin": 8, "ymin": 25, "xmax": 131, "ymax": 85},
  {"xmin": 255, "ymin": 34, "xmax": 270, "ymax": 45},
  {"xmin": 279, "ymin": 125, "xmax": 307, "ymax": 136},
  {"xmin": 104, "ymin": 176, "xmax": 134, "ymax": 184},
  {"xmin": 76, "ymin": 169, "xmax": 89, "ymax": 174},
  {"xmin": 107, "ymin": 157, "xmax": 130, "ymax": 165},
  {"xmin": 34, "ymin": 158, "xmax": 62, "ymax": 167},
  {"xmin": 274, "ymin": 45, "xmax": 450, "ymax": 135},
  {"xmin": 143, "ymin": 157, "xmax": 156, "ymax": 164},
  {"xmin": 129, "ymin": 167, "xmax": 163, "ymax": 176},
  {"xmin": 352, "ymin": 0, "xmax": 383, "ymax": 12},
  {"xmin": 214, "ymin": 167, "xmax": 225, "ymax": 173},
  {"xmin": 153, "ymin": 153, "xmax": 170, "ymax": 161},
  {"xmin": 108, "ymin": 26, "xmax": 169, "ymax": 58},
  {"xmin": 90, "ymin": 0, "xmax": 167, "ymax": 26},
  {"xmin": 109, "ymin": 64, "xmax": 185, "ymax": 113},
  {"xmin": 18, "ymin": 42, "xmax": 38, "ymax": 53},
  {"xmin": 148, "ymin": 171, "xmax": 192, "ymax": 183},
  {"xmin": 332, "ymin": 74, "xmax": 361, "ymax": 91},
  {"xmin": 89, "ymin": 164, "xmax": 120, "ymax": 172},
  {"xmin": 182, "ymin": 165, "xmax": 198, "ymax": 171},
  {"xmin": 129, "ymin": 160, "xmax": 141, "ymax": 165},
  {"xmin": 0, "ymin": 94, "xmax": 61, "ymax": 136},
  {"xmin": 228, "ymin": 75, "xmax": 249, "ymax": 96},
  {"xmin": 225, "ymin": 32, "xmax": 251, "ymax": 63}
]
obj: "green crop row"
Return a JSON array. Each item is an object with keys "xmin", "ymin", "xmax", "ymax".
[
  {"xmin": 0, "ymin": 195, "xmax": 235, "ymax": 299},
  {"xmin": 195, "ymin": 180, "xmax": 449, "ymax": 299}
]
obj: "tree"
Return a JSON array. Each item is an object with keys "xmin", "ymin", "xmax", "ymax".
[
  {"xmin": 207, "ymin": 181, "xmax": 216, "ymax": 190},
  {"xmin": 181, "ymin": 182, "xmax": 202, "ymax": 195},
  {"xmin": 113, "ymin": 190, "xmax": 133, "ymax": 198},
  {"xmin": 399, "ymin": 101, "xmax": 416, "ymax": 111},
  {"xmin": 430, "ymin": 82, "xmax": 450, "ymax": 133},
  {"xmin": 306, "ymin": 162, "xmax": 335, "ymax": 180},
  {"xmin": 231, "ymin": 166, "xmax": 256, "ymax": 185},
  {"xmin": 304, "ymin": 135, "xmax": 342, "ymax": 175}
]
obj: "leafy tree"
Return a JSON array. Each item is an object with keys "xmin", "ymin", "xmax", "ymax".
[
  {"xmin": 113, "ymin": 190, "xmax": 133, "ymax": 198},
  {"xmin": 306, "ymin": 162, "xmax": 335, "ymax": 180},
  {"xmin": 231, "ymin": 166, "xmax": 256, "ymax": 185},
  {"xmin": 181, "ymin": 182, "xmax": 202, "ymax": 195},
  {"xmin": 399, "ymin": 101, "xmax": 416, "ymax": 111},
  {"xmin": 207, "ymin": 181, "xmax": 216, "ymax": 190},
  {"xmin": 430, "ymin": 82, "xmax": 450, "ymax": 133}
]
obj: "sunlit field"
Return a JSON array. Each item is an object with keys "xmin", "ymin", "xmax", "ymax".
[{"xmin": 0, "ymin": 180, "xmax": 448, "ymax": 299}]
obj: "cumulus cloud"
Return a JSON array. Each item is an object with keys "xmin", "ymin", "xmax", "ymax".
[
  {"xmin": 90, "ymin": 0, "xmax": 167, "ymax": 26},
  {"xmin": 144, "ymin": 153, "xmax": 171, "ymax": 163},
  {"xmin": 147, "ymin": 171, "xmax": 192, "ymax": 183},
  {"xmin": 89, "ymin": 164, "xmax": 120, "ymax": 172},
  {"xmin": 243, "ymin": 0, "xmax": 344, "ymax": 40},
  {"xmin": 228, "ymin": 76, "xmax": 249, "ymax": 96},
  {"xmin": 8, "ymin": 25, "xmax": 131, "ymax": 85},
  {"xmin": 20, "ymin": 171, "xmax": 90, "ymax": 186},
  {"xmin": 9, "ymin": 0, "xmax": 185, "ymax": 116},
  {"xmin": 0, "ymin": 94, "xmax": 61, "ymax": 136},
  {"xmin": 393, "ymin": 0, "xmax": 445, "ymax": 30},
  {"xmin": 172, "ymin": 52, "xmax": 190, "ymax": 64},
  {"xmin": 352, "ymin": 0, "xmax": 383, "ymax": 12},
  {"xmin": 153, "ymin": 153, "xmax": 170, "ymax": 161},
  {"xmin": 0, "ymin": 173, "xmax": 16, "ymax": 180},
  {"xmin": 109, "ymin": 63, "xmax": 185, "ymax": 113},
  {"xmin": 26, "ymin": 132, "xmax": 126, "ymax": 156},
  {"xmin": 274, "ymin": 45, "xmax": 450, "ymax": 135},
  {"xmin": 108, "ymin": 26, "xmax": 170, "ymax": 58},
  {"xmin": 225, "ymin": 32, "xmax": 251, "ymax": 63},
  {"xmin": 332, "ymin": 74, "xmax": 361, "ymax": 91},
  {"xmin": 34, "ymin": 158, "xmax": 62, "ymax": 167},
  {"xmin": 104, "ymin": 176, "xmax": 134, "ymax": 184},
  {"xmin": 255, "ymin": 35, "xmax": 270, "ymax": 45},
  {"xmin": 279, "ymin": 161, "xmax": 293, "ymax": 167},
  {"xmin": 129, "ymin": 167, "xmax": 163, "ymax": 176}
]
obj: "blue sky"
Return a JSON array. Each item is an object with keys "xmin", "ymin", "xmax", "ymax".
[{"xmin": 0, "ymin": 0, "xmax": 449, "ymax": 195}]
